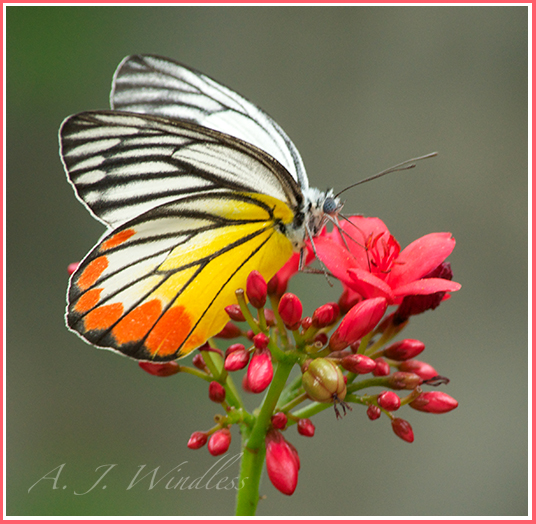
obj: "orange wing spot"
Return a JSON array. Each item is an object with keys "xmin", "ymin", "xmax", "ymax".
[
  {"xmin": 145, "ymin": 306, "xmax": 194, "ymax": 357},
  {"xmin": 100, "ymin": 229, "xmax": 136, "ymax": 251},
  {"xmin": 111, "ymin": 299, "xmax": 163, "ymax": 345},
  {"xmin": 77, "ymin": 256, "xmax": 108, "ymax": 291},
  {"xmin": 84, "ymin": 303, "xmax": 123, "ymax": 331},
  {"xmin": 73, "ymin": 288, "xmax": 102, "ymax": 313}
]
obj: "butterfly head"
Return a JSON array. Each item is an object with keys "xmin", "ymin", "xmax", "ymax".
[{"xmin": 303, "ymin": 187, "xmax": 343, "ymax": 238}]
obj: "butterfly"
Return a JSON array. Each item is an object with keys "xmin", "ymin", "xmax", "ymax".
[{"xmin": 60, "ymin": 54, "xmax": 342, "ymax": 362}]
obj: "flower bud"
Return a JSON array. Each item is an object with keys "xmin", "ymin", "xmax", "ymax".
[
  {"xmin": 224, "ymin": 346, "xmax": 250, "ymax": 371},
  {"xmin": 377, "ymin": 391, "xmax": 400, "ymax": 411},
  {"xmin": 338, "ymin": 287, "xmax": 362, "ymax": 314},
  {"xmin": 67, "ymin": 262, "xmax": 80, "ymax": 275},
  {"xmin": 265, "ymin": 429, "xmax": 300, "ymax": 495},
  {"xmin": 247, "ymin": 349, "xmax": 273, "ymax": 393},
  {"xmin": 208, "ymin": 381, "xmax": 226, "ymax": 403},
  {"xmin": 409, "ymin": 391, "xmax": 458, "ymax": 413},
  {"xmin": 267, "ymin": 272, "xmax": 287, "ymax": 298},
  {"xmin": 187, "ymin": 431, "xmax": 208, "ymax": 450},
  {"xmin": 341, "ymin": 354, "xmax": 376, "ymax": 374},
  {"xmin": 297, "ymin": 418, "xmax": 315, "ymax": 437},
  {"xmin": 215, "ymin": 322, "xmax": 242, "ymax": 339},
  {"xmin": 197, "ymin": 342, "xmax": 223, "ymax": 356},
  {"xmin": 313, "ymin": 332, "xmax": 328, "ymax": 346},
  {"xmin": 278, "ymin": 293, "xmax": 303, "ymax": 329},
  {"xmin": 367, "ymin": 405, "xmax": 381, "ymax": 420},
  {"xmin": 208, "ymin": 428, "xmax": 232, "ymax": 456},
  {"xmin": 192, "ymin": 354, "xmax": 208, "ymax": 372},
  {"xmin": 302, "ymin": 358, "xmax": 346, "ymax": 403},
  {"xmin": 312, "ymin": 303, "xmax": 339, "ymax": 328},
  {"xmin": 264, "ymin": 308, "xmax": 276, "ymax": 326},
  {"xmin": 384, "ymin": 339, "xmax": 425, "ymax": 361},
  {"xmin": 247, "ymin": 270, "xmax": 267, "ymax": 309},
  {"xmin": 271, "ymin": 412, "xmax": 288, "ymax": 429},
  {"xmin": 373, "ymin": 357, "xmax": 390, "ymax": 376},
  {"xmin": 224, "ymin": 304, "xmax": 246, "ymax": 322},
  {"xmin": 399, "ymin": 360, "xmax": 438, "ymax": 380},
  {"xmin": 391, "ymin": 418, "xmax": 414, "ymax": 443},
  {"xmin": 329, "ymin": 297, "xmax": 387, "ymax": 350},
  {"xmin": 242, "ymin": 374, "xmax": 253, "ymax": 393},
  {"xmin": 253, "ymin": 332, "xmax": 269, "ymax": 350},
  {"xmin": 387, "ymin": 371, "xmax": 423, "ymax": 390},
  {"xmin": 138, "ymin": 361, "xmax": 180, "ymax": 377}
]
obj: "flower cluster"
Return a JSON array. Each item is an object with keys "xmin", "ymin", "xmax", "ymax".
[{"xmin": 137, "ymin": 215, "xmax": 460, "ymax": 501}]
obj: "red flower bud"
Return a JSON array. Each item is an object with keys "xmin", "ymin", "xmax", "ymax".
[
  {"xmin": 278, "ymin": 293, "xmax": 303, "ymax": 329},
  {"xmin": 341, "ymin": 354, "xmax": 376, "ymax": 374},
  {"xmin": 246, "ymin": 270, "xmax": 267, "ymax": 309},
  {"xmin": 67, "ymin": 262, "xmax": 80, "ymax": 275},
  {"xmin": 197, "ymin": 342, "xmax": 223, "ymax": 356},
  {"xmin": 367, "ymin": 405, "xmax": 381, "ymax": 420},
  {"xmin": 224, "ymin": 346, "xmax": 250, "ymax": 371},
  {"xmin": 242, "ymin": 374, "xmax": 253, "ymax": 393},
  {"xmin": 271, "ymin": 412, "xmax": 288, "ymax": 429},
  {"xmin": 265, "ymin": 429, "xmax": 300, "ymax": 495},
  {"xmin": 138, "ymin": 361, "xmax": 180, "ymax": 377},
  {"xmin": 312, "ymin": 303, "xmax": 339, "ymax": 328},
  {"xmin": 329, "ymin": 297, "xmax": 387, "ymax": 350},
  {"xmin": 187, "ymin": 431, "xmax": 207, "ymax": 450},
  {"xmin": 264, "ymin": 308, "xmax": 276, "ymax": 326},
  {"xmin": 208, "ymin": 428, "xmax": 232, "ymax": 456},
  {"xmin": 387, "ymin": 371, "xmax": 423, "ymax": 390},
  {"xmin": 377, "ymin": 391, "xmax": 401, "ymax": 411},
  {"xmin": 192, "ymin": 353, "xmax": 208, "ymax": 371},
  {"xmin": 338, "ymin": 287, "xmax": 362, "ymax": 314},
  {"xmin": 247, "ymin": 349, "xmax": 273, "ymax": 393},
  {"xmin": 409, "ymin": 391, "xmax": 458, "ymax": 413},
  {"xmin": 384, "ymin": 339, "xmax": 425, "ymax": 361},
  {"xmin": 267, "ymin": 272, "xmax": 287, "ymax": 298},
  {"xmin": 297, "ymin": 418, "xmax": 315, "ymax": 437},
  {"xmin": 215, "ymin": 322, "xmax": 242, "ymax": 339},
  {"xmin": 253, "ymin": 332, "xmax": 269, "ymax": 350},
  {"xmin": 208, "ymin": 381, "xmax": 226, "ymax": 403},
  {"xmin": 301, "ymin": 316, "xmax": 313, "ymax": 330},
  {"xmin": 225, "ymin": 304, "xmax": 246, "ymax": 322},
  {"xmin": 399, "ymin": 360, "xmax": 438, "ymax": 380},
  {"xmin": 391, "ymin": 418, "xmax": 414, "ymax": 443},
  {"xmin": 302, "ymin": 358, "xmax": 346, "ymax": 403},
  {"xmin": 313, "ymin": 332, "xmax": 328, "ymax": 346},
  {"xmin": 373, "ymin": 357, "xmax": 390, "ymax": 376}
]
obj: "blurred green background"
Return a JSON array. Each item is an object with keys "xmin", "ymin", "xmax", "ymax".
[{"xmin": 7, "ymin": 6, "xmax": 528, "ymax": 517}]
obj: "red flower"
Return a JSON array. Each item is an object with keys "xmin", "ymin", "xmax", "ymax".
[{"xmin": 314, "ymin": 216, "xmax": 460, "ymax": 306}]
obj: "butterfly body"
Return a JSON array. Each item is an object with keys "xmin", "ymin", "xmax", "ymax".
[{"xmin": 61, "ymin": 55, "xmax": 341, "ymax": 361}]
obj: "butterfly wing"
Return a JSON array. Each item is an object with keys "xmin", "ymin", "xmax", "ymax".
[
  {"xmin": 61, "ymin": 111, "xmax": 303, "ymax": 361},
  {"xmin": 110, "ymin": 54, "xmax": 309, "ymax": 191},
  {"xmin": 60, "ymin": 111, "xmax": 303, "ymax": 229},
  {"xmin": 67, "ymin": 190, "xmax": 295, "ymax": 361}
]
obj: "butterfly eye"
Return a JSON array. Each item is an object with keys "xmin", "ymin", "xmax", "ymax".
[{"xmin": 322, "ymin": 197, "xmax": 338, "ymax": 215}]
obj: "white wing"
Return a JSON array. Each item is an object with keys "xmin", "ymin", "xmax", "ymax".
[
  {"xmin": 110, "ymin": 54, "xmax": 309, "ymax": 191},
  {"xmin": 60, "ymin": 111, "xmax": 303, "ymax": 228}
]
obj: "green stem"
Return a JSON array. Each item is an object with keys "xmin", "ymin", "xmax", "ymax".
[
  {"xmin": 235, "ymin": 429, "xmax": 267, "ymax": 516},
  {"xmin": 235, "ymin": 358, "xmax": 296, "ymax": 515}
]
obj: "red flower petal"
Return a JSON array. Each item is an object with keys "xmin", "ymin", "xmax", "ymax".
[
  {"xmin": 393, "ymin": 277, "xmax": 461, "ymax": 298},
  {"xmin": 347, "ymin": 268, "xmax": 394, "ymax": 301},
  {"xmin": 388, "ymin": 233, "xmax": 456, "ymax": 288}
]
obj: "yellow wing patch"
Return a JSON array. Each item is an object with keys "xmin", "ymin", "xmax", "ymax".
[{"xmin": 67, "ymin": 192, "xmax": 296, "ymax": 361}]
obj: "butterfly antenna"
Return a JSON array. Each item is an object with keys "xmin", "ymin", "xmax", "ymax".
[{"xmin": 334, "ymin": 152, "xmax": 438, "ymax": 199}]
